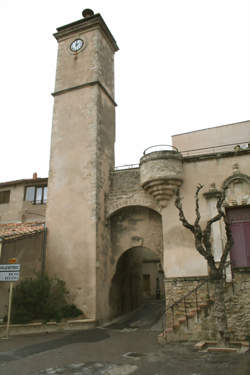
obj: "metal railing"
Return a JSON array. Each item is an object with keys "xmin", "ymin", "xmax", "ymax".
[
  {"xmin": 161, "ymin": 276, "xmax": 235, "ymax": 335},
  {"xmin": 161, "ymin": 279, "xmax": 211, "ymax": 334},
  {"xmin": 114, "ymin": 164, "xmax": 139, "ymax": 171},
  {"xmin": 143, "ymin": 144, "xmax": 179, "ymax": 155},
  {"xmin": 113, "ymin": 141, "xmax": 250, "ymax": 171}
]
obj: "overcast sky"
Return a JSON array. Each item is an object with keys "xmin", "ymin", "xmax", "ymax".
[{"xmin": 0, "ymin": 0, "xmax": 249, "ymax": 182}]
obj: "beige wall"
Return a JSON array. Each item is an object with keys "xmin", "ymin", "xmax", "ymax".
[
  {"xmin": 163, "ymin": 152, "xmax": 250, "ymax": 278},
  {"xmin": 108, "ymin": 148, "xmax": 250, "ymax": 283},
  {"xmin": 0, "ymin": 233, "xmax": 44, "ymax": 319},
  {"xmin": 172, "ymin": 120, "xmax": 250, "ymax": 153},
  {"xmin": 0, "ymin": 184, "xmax": 46, "ymax": 224},
  {"xmin": 0, "ymin": 185, "xmax": 24, "ymax": 223}
]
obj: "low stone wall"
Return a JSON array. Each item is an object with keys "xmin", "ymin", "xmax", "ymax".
[
  {"xmin": 163, "ymin": 270, "xmax": 250, "ymax": 341},
  {"xmin": 226, "ymin": 268, "xmax": 250, "ymax": 340},
  {"xmin": 164, "ymin": 276, "xmax": 209, "ymax": 329},
  {"xmin": 0, "ymin": 319, "xmax": 96, "ymax": 337},
  {"xmin": 165, "ymin": 276, "xmax": 210, "ymax": 305}
]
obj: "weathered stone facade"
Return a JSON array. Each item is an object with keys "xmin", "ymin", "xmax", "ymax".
[{"xmin": 0, "ymin": 10, "xmax": 250, "ymax": 340}]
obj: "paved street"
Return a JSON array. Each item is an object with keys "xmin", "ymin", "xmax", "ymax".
[{"xmin": 0, "ymin": 326, "xmax": 249, "ymax": 375}]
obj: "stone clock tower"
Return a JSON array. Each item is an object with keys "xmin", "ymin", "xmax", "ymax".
[{"xmin": 46, "ymin": 10, "xmax": 118, "ymax": 320}]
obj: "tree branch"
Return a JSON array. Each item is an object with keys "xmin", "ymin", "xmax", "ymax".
[
  {"xmin": 175, "ymin": 186, "xmax": 207, "ymax": 259},
  {"xmin": 175, "ymin": 188, "xmax": 195, "ymax": 233},
  {"xmin": 194, "ymin": 184, "xmax": 203, "ymax": 228},
  {"xmin": 218, "ymin": 208, "xmax": 234, "ymax": 273}
]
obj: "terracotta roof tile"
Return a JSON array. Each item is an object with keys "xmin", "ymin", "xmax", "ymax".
[
  {"xmin": 0, "ymin": 178, "xmax": 48, "ymax": 188},
  {"xmin": 0, "ymin": 222, "xmax": 45, "ymax": 241}
]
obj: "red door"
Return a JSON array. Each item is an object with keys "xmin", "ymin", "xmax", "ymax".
[{"xmin": 227, "ymin": 207, "xmax": 250, "ymax": 268}]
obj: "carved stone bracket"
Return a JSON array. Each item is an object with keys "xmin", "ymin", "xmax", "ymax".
[{"xmin": 140, "ymin": 150, "xmax": 183, "ymax": 208}]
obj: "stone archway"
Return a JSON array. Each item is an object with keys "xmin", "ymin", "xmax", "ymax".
[
  {"xmin": 109, "ymin": 246, "xmax": 163, "ymax": 319},
  {"xmin": 108, "ymin": 205, "xmax": 164, "ymax": 319}
]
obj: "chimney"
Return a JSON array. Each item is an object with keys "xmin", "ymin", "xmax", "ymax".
[{"xmin": 33, "ymin": 172, "xmax": 38, "ymax": 180}]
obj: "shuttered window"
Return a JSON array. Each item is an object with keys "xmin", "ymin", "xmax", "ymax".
[
  {"xmin": 227, "ymin": 207, "xmax": 250, "ymax": 267},
  {"xmin": 0, "ymin": 190, "xmax": 10, "ymax": 204}
]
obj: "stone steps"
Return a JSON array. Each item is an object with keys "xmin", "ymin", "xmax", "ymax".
[{"xmin": 158, "ymin": 299, "xmax": 214, "ymax": 344}]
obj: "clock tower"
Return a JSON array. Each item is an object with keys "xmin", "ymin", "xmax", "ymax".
[{"xmin": 46, "ymin": 10, "xmax": 118, "ymax": 320}]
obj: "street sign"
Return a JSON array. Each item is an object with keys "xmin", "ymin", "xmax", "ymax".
[
  {"xmin": 0, "ymin": 264, "xmax": 21, "ymax": 271},
  {"xmin": 8, "ymin": 258, "xmax": 17, "ymax": 264},
  {"xmin": 0, "ymin": 272, "xmax": 20, "ymax": 282}
]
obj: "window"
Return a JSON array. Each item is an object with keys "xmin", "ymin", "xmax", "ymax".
[
  {"xmin": 24, "ymin": 185, "xmax": 47, "ymax": 204},
  {"xmin": 227, "ymin": 207, "xmax": 250, "ymax": 267},
  {"xmin": 0, "ymin": 190, "xmax": 10, "ymax": 204}
]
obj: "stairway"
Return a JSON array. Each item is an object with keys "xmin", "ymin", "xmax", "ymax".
[
  {"xmin": 158, "ymin": 273, "xmax": 248, "ymax": 344},
  {"xmin": 158, "ymin": 280, "xmax": 215, "ymax": 343}
]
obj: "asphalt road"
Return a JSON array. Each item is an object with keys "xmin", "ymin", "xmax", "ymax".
[
  {"xmin": 0, "ymin": 326, "xmax": 249, "ymax": 375},
  {"xmin": 0, "ymin": 300, "xmax": 249, "ymax": 375}
]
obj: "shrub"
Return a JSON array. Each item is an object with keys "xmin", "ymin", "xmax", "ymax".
[{"xmin": 11, "ymin": 273, "xmax": 82, "ymax": 324}]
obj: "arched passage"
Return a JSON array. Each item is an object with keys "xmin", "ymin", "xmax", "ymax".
[
  {"xmin": 108, "ymin": 205, "xmax": 164, "ymax": 319},
  {"xmin": 109, "ymin": 246, "xmax": 164, "ymax": 318}
]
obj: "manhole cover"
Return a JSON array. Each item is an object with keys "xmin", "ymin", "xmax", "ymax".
[{"xmin": 123, "ymin": 352, "xmax": 145, "ymax": 359}]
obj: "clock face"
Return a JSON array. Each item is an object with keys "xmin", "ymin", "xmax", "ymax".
[{"xmin": 70, "ymin": 39, "xmax": 84, "ymax": 52}]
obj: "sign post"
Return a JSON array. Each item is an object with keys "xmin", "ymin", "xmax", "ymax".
[
  {"xmin": 5, "ymin": 282, "xmax": 14, "ymax": 339},
  {"xmin": 0, "ymin": 260, "xmax": 21, "ymax": 339}
]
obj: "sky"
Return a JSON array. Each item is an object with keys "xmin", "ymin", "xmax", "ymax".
[{"xmin": 0, "ymin": 0, "xmax": 249, "ymax": 181}]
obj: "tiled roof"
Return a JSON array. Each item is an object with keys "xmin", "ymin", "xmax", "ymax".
[
  {"xmin": 0, "ymin": 222, "xmax": 45, "ymax": 241},
  {"xmin": 0, "ymin": 178, "xmax": 48, "ymax": 188}
]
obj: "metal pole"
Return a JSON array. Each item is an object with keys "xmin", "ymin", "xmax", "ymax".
[
  {"xmin": 6, "ymin": 282, "xmax": 13, "ymax": 339},
  {"xmin": 41, "ymin": 224, "xmax": 47, "ymax": 275}
]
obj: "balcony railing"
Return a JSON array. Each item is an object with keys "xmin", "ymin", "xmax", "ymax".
[
  {"xmin": 143, "ymin": 145, "xmax": 179, "ymax": 155},
  {"xmin": 114, "ymin": 164, "xmax": 139, "ymax": 171},
  {"xmin": 113, "ymin": 141, "xmax": 250, "ymax": 172}
]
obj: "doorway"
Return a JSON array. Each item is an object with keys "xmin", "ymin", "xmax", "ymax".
[{"xmin": 109, "ymin": 247, "xmax": 163, "ymax": 318}]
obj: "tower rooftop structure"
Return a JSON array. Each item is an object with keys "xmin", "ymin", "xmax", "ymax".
[{"xmin": 54, "ymin": 9, "xmax": 119, "ymax": 52}]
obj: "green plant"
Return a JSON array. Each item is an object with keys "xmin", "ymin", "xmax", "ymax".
[
  {"xmin": 11, "ymin": 273, "xmax": 82, "ymax": 324},
  {"xmin": 60, "ymin": 304, "xmax": 83, "ymax": 318}
]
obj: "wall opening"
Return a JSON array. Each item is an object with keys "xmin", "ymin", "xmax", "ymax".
[
  {"xmin": 109, "ymin": 246, "xmax": 164, "ymax": 319},
  {"xmin": 227, "ymin": 206, "xmax": 250, "ymax": 267}
]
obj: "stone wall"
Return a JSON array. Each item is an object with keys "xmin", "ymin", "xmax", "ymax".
[
  {"xmin": 111, "ymin": 169, "xmax": 140, "ymax": 193},
  {"xmin": 225, "ymin": 269, "xmax": 250, "ymax": 340},
  {"xmin": 198, "ymin": 270, "xmax": 250, "ymax": 341},
  {"xmin": 163, "ymin": 269, "xmax": 250, "ymax": 341},
  {"xmin": 164, "ymin": 276, "xmax": 209, "ymax": 329},
  {"xmin": 108, "ymin": 169, "xmax": 159, "ymax": 217}
]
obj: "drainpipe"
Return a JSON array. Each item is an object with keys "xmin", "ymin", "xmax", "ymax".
[{"xmin": 41, "ymin": 224, "xmax": 47, "ymax": 275}]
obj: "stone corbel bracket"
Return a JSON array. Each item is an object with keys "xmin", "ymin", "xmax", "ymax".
[{"xmin": 140, "ymin": 150, "xmax": 183, "ymax": 208}]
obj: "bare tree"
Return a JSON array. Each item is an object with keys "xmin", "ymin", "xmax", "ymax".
[{"xmin": 175, "ymin": 184, "xmax": 233, "ymax": 346}]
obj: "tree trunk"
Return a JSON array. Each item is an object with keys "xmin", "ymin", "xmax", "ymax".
[
  {"xmin": 213, "ymin": 278, "xmax": 230, "ymax": 346},
  {"xmin": 175, "ymin": 185, "xmax": 233, "ymax": 346}
]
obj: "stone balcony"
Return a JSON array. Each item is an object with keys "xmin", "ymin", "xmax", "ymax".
[{"xmin": 139, "ymin": 146, "xmax": 183, "ymax": 208}]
